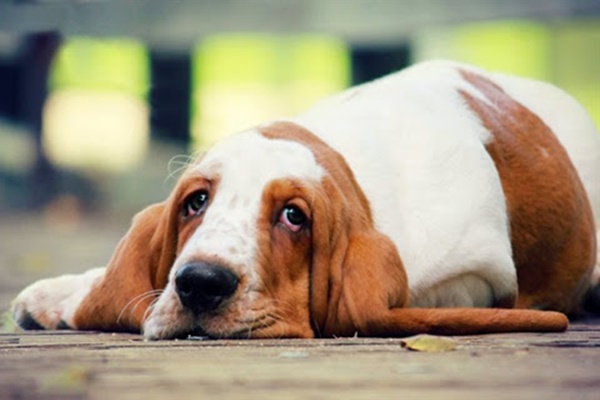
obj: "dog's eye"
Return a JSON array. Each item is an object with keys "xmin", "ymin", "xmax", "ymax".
[
  {"xmin": 183, "ymin": 190, "xmax": 209, "ymax": 217},
  {"xmin": 279, "ymin": 205, "xmax": 308, "ymax": 232}
]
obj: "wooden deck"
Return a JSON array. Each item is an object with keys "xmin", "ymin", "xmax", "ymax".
[
  {"xmin": 1, "ymin": 324, "xmax": 600, "ymax": 400},
  {"xmin": 1, "ymin": 215, "xmax": 600, "ymax": 399}
]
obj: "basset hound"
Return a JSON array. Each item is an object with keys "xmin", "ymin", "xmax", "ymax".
[{"xmin": 11, "ymin": 60, "xmax": 600, "ymax": 339}]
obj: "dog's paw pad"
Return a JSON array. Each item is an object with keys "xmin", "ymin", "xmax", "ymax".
[
  {"xmin": 12, "ymin": 303, "xmax": 45, "ymax": 330},
  {"xmin": 57, "ymin": 320, "xmax": 73, "ymax": 330},
  {"xmin": 17, "ymin": 312, "xmax": 45, "ymax": 331}
]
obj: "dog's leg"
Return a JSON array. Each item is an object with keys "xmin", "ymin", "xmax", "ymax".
[{"xmin": 11, "ymin": 267, "xmax": 105, "ymax": 330}]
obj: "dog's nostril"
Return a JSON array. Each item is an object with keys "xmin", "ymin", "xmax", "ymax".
[
  {"xmin": 176, "ymin": 280, "xmax": 193, "ymax": 297},
  {"xmin": 175, "ymin": 262, "xmax": 239, "ymax": 313}
]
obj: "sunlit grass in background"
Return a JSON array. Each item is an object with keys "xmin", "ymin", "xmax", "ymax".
[
  {"xmin": 414, "ymin": 20, "xmax": 552, "ymax": 80},
  {"xmin": 191, "ymin": 34, "xmax": 350, "ymax": 149},
  {"xmin": 554, "ymin": 21, "xmax": 600, "ymax": 130},
  {"xmin": 43, "ymin": 37, "xmax": 150, "ymax": 173},
  {"xmin": 413, "ymin": 19, "xmax": 600, "ymax": 127}
]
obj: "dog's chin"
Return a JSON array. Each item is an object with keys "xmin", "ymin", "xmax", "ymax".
[
  {"xmin": 143, "ymin": 322, "xmax": 206, "ymax": 341},
  {"xmin": 143, "ymin": 299, "xmax": 293, "ymax": 340},
  {"xmin": 172, "ymin": 320, "xmax": 278, "ymax": 340},
  {"xmin": 144, "ymin": 315, "xmax": 314, "ymax": 340},
  {"xmin": 146, "ymin": 325, "xmax": 253, "ymax": 341},
  {"xmin": 143, "ymin": 315, "xmax": 250, "ymax": 340}
]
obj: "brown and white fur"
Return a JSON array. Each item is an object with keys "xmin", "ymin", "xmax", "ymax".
[{"xmin": 11, "ymin": 61, "xmax": 600, "ymax": 339}]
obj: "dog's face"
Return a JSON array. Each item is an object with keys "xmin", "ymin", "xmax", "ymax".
[
  {"xmin": 137, "ymin": 126, "xmax": 314, "ymax": 338},
  {"xmin": 139, "ymin": 121, "xmax": 409, "ymax": 340},
  {"xmin": 143, "ymin": 127, "xmax": 326, "ymax": 339}
]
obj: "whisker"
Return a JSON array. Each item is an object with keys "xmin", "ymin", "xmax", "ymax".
[
  {"xmin": 129, "ymin": 291, "xmax": 162, "ymax": 323},
  {"xmin": 117, "ymin": 289, "xmax": 163, "ymax": 325},
  {"xmin": 168, "ymin": 154, "xmax": 194, "ymax": 172},
  {"xmin": 142, "ymin": 296, "xmax": 162, "ymax": 323},
  {"xmin": 163, "ymin": 150, "xmax": 206, "ymax": 188},
  {"xmin": 163, "ymin": 154, "xmax": 194, "ymax": 187},
  {"xmin": 233, "ymin": 307, "xmax": 282, "ymax": 338}
]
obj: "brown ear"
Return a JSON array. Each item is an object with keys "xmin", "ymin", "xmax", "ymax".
[
  {"xmin": 314, "ymin": 227, "xmax": 409, "ymax": 337},
  {"xmin": 327, "ymin": 229, "xmax": 568, "ymax": 337},
  {"xmin": 73, "ymin": 201, "xmax": 178, "ymax": 332},
  {"xmin": 308, "ymin": 171, "xmax": 410, "ymax": 337}
]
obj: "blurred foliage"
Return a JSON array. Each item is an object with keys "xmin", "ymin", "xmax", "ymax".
[{"xmin": 49, "ymin": 37, "xmax": 150, "ymax": 101}]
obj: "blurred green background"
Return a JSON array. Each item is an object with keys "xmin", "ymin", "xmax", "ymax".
[{"xmin": 0, "ymin": 0, "xmax": 599, "ymax": 309}]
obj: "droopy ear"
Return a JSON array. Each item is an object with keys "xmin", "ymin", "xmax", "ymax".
[
  {"xmin": 307, "ymin": 172, "xmax": 409, "ymax": 337},
  {"xmin": 72, "ymin": 201, "xmax": 178, "ymax": 332},
  {"xmin": 323, "ymin": 228, "xmax": 568, "ymax": 337},
  {"xmin": 313, "ymin": 226, "xmax": 409, "ymax": 337}
]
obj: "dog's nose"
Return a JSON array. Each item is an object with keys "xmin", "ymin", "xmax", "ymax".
[{"xmin": 175, "ymin": 262, "xmax": 239, "ymax": 313}]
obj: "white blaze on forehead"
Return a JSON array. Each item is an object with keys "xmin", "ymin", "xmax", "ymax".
[{"xmin": 176, "ymin": 128, "xmax": 324, "ymax": 272}]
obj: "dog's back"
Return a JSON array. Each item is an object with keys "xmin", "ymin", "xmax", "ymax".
[{"xmin": 295, "ymin": 60, "xmax": 600, "ymax": 311}]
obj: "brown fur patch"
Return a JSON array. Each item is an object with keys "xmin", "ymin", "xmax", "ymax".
[{"xmin": 459, "ymin": 70, "xmax": 596, "ymax": 313}]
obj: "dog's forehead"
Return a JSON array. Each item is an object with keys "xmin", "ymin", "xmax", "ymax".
[{"xmin": 194, "ymin": 129, "xmax": 325, "ymax": 185}]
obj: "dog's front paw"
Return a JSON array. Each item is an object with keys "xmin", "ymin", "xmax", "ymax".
[{"xmin": 11, "ymin": 268, "xmax": 105, "ymax": 331}]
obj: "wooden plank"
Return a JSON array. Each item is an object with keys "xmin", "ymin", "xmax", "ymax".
[{"xmin": 1, "ymin": 322, "xmax": 600, "ymax": 400}]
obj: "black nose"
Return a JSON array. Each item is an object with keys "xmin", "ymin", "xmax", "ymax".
[{"xmin": 175, "ymin": 262, "xmax": 239, "ymax": 313}]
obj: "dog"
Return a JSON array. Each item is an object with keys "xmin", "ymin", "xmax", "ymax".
[{"xmin": 11, "ymin": 60, "xmax": 600, "ymax": 339}]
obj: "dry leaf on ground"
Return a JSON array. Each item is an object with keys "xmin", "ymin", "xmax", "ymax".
[{"xmin": 400, "ymin": 334, "xmax": 457, "ymax": 352}]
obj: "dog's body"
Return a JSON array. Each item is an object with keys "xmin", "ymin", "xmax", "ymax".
[{"xmin": 12, "ymin": 61, "xmax": 600, "ymax": 339}]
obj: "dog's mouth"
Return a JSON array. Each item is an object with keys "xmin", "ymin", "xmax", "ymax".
[
  {"xmin": 192, "ymin": 310, "xmax": 281, "ymax": 339},
  {"xmin": 144, "ymin": 296, "xmax": 280, "ymax": 340},
  {"xmin": 166, "ymin": 317, "xmax": 278, "ymax": 340},
  {"xmin": 144, "ymin": 301, "xmax": 312, "ymax": 340}
]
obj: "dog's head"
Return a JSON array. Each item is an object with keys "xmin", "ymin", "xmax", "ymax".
[{"xmin": 73, "ymin": 121, "xmax": 408, "ymax": 339}]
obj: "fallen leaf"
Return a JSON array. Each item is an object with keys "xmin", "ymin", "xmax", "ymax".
[{"xmin": 400, "ymin": 334, "xmax": 457, "ymax": 352}]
